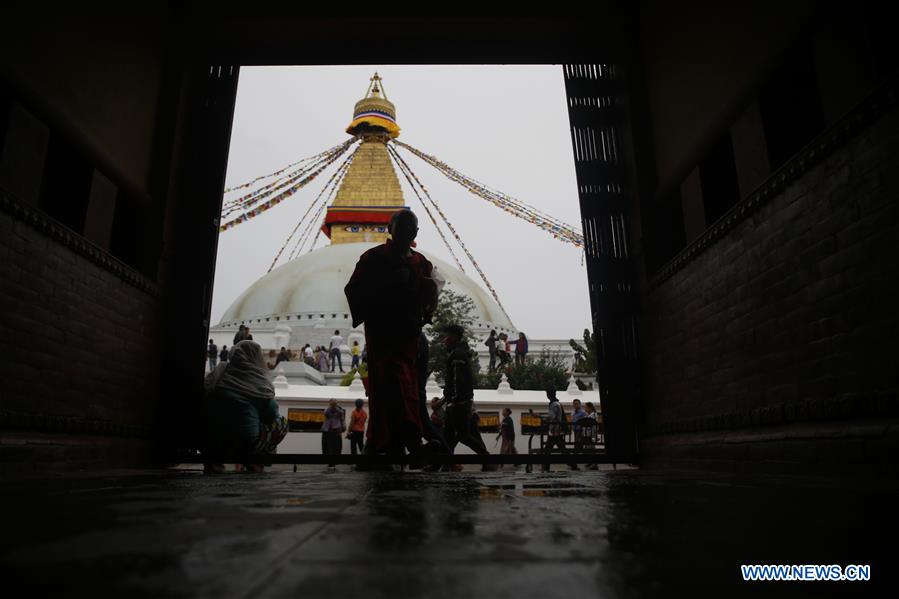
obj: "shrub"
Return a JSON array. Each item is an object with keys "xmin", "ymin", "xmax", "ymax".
[
  {"xmin": 340, "ymin": 363, "xmax": 368, "ymax": 386},
  {"xmin": 476, "ymin": 349, "xmax": 569, "ymax": 391}
]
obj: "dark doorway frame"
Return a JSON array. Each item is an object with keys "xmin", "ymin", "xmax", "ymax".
[{"xmin": 162, "ymin": 19, "xmax": 642, "ymax": 465}]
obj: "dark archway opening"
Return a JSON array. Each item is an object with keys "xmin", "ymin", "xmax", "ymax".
[{"xmin": 162, "ymin": 14, "xmax": 643, "ymax": 467}]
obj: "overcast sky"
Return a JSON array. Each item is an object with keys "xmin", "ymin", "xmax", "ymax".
[{"xmin": 213, "ymin": 65, "xmax": 591, "ymax": 340}]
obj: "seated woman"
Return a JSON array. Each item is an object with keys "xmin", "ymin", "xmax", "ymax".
[{"xmin": 203, "ymin": 340, "xmax": 287, "ymax": 473}]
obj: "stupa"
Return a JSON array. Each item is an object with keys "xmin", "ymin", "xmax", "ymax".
[{"xmin": 211, "ymin": 74, "xmax": 518, "ymax": 380}]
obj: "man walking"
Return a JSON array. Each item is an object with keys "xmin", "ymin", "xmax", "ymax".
[
  {"xmin": 344, "ymin": 209, "xmax": 439, "ymax": 457},
  {"xmin": 570, "ymin": 398, "xmax": 586, "ymax": 470},
  {"xmin": 440, "ymin": 323, "xmax": 493, "ymax": 469},
  {"xmin": 543, "ymin": 387, "xmax": 567, "ymax": 472}
]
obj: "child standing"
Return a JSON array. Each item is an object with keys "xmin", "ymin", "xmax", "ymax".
[
  {"xmin": 347, "ymin": 398, "xmax": 367, "ymax": 455},
  {"xmin": 351, "ymin": 340, "xmax": 362, "ymax": 369}
]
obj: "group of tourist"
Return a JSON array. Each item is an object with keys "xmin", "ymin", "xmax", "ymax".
[
  {"xmin": 295, "ymin": 333, "xmax": 365, "ymax": 373},
  {"xmin": 212, "ymin": 329, "xmax": 366, "ymax": 376},
  {"xmin": 485, "ymin": 329, "xmax": 528, "ymax": 372}
]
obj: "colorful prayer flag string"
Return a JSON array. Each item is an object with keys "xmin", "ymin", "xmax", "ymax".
[
  {"xmin": 218, "ymin": 140, "xmax": 356, "ymax": 232},
  {"xmin": 221, "ymin": 139, "xmax": 356, "ymax": 218},
  {"xmin": 295, "ymin": 147, "xmax": 357, "ymax": 258},
  {"xmin": 266, "ymin": 145, "xmax": 360, "ymax": 272},
  {"xmin": 394, "ymin": 140, "xmax": 584, "ymax": 248},
  {"xmin": 388, "ymin": 144, "xmax": 513, "ymax": 324},
  {"xmin": 223, "ymin": 142, "xmax": 350, "ymax": 194},
  {"xmin": 386, "ymin": 145, "xmax": 466, "ymax": 274}
]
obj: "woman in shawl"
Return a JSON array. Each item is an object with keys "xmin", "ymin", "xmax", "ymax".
[
  {"xmin": 316, "ymin": 346, "xmax": 330, "ymax": 372},
  {"xmin": 203, "ymin": 340, "xmax": 287, "ymax": 473}
]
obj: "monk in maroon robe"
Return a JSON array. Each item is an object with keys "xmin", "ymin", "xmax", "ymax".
[{"xmin": 344, "ymin": 210, "xmax": 438, "ymax": 455}]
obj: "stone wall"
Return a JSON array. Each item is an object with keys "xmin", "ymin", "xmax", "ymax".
[
  {"xmin": 0, "ymin": 195, "xmax": 163, "ymax": 452},
  {"xmin": 639, "ymin": 100, "xmax": 899, "ymax": 472}
]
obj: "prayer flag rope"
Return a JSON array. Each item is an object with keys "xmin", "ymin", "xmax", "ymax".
[
  {"xmin": 219, "ymin": 141, "xmax": 356, "ymax": 232},
  {"xmin": 385, "ymin": 145, "xmax": 467, "ymax": 274},
  {"xmin": 222, "ymin": 156, "xmax": 323, "ymax": 216},
  {"xmin": 394, "ymin": 140, "xmax": 584, "ymax": 248},
  {"xmin": 387, "ymin": 144, "xmax": 513, "ymax": 324},
  {"xmin": 294, "ymin": 148, "xmax": 356, "ymax": 259},
  {"xmin": 305, "ymin": 217, "xmax": 326, "ymax": 254},
  {"xmin": 221, "ymin": 140, "xmax": 356, "ymax": 217},
  {"xmin": 267, "ymin": 146, "xmax": 360, "ymax": 272},
  {"xmin": 221, "ymin": 155, "xmax": 328, "ymax": 218},
  {"xmin": 222, "ymin": 141, "xmax": 351, "ymax": 194}
]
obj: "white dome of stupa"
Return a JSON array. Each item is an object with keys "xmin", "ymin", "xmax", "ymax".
[{"xmin": 217, "ymin": 242, "xmax": 515, "ymax": 335}]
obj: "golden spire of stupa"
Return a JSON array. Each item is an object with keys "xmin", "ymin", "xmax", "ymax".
[
  {"xmin": 345, "ymin": 72, "xmax": 401, "ymax": 139},
  {"xmin": 323, "ymin": 73, "xmax": 406, "ymax": 244}
]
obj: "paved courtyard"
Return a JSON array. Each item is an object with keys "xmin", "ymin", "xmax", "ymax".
[{"xmin": 1, "ymin": 465, "xmax": 895, "ymax": 598}]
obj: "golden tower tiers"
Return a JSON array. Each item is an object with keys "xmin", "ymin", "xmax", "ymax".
[{"xmin": 323, "ymin": 73, "xmax": 407, "ymax": 244}]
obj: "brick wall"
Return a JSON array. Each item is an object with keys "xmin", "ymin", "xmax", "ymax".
[
  {"xmin": 641, "ymin": 105, "xmax": 899, "ymax": 454},
  {"xmin": 0, "ymin": 201, "xmax": 163, "ymax": 442}
]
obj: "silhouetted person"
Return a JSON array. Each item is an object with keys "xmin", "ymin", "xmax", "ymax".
[
  {"xmin": 570, "ymin": 398, "xmax": 586, "ymax": 470},
  {"xmin": 430, "ymin": 397, "xmax": 446, "ymax": 437},
  {"xmin": 440, "ymin": 323, "xmax": 492, "ymax": 469},
  {"xmin": 496, "ymin": 407, "xmax": 517, "ymax": 467},
  {"xmin": 584, "ymin": 401, "xmax": 599, "ymax": 470},
  {"xmin": 345, "ymin": 209, "xmax": 439, "ymax": 457},
  {"xmin": 418, "ymin": 331, "xmax": 449, "ymax": 455},
  {"xmin": 321, "ymin": 399, "xmax": 345, "ymax": 470},
  {"xmin": 219, "ymin": 345, "xmax": 229, "ymax": 363},
  {"xmin": 207, "ymin": 339, "xmax": 218, "ymax": 373},
  {"xmin": 543, "ymin": 387, "xmax": 566, "ymax": 472}
]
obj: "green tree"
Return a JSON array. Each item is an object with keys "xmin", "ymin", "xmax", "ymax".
[
  {"xmin": 569, "ymin": 328, "xmax": 598, "ymax": 374},
  {"xmin": 425, "ymin": 288, "xmax": 480, "ymax": 384}
]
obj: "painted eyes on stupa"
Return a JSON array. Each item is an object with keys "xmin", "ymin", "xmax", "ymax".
[{"xmin": 343, "ymin": 225, "xmax": 389, "ymax": 233}]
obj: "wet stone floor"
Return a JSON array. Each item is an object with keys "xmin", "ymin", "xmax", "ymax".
[{"xmin": 1, "ymin": 465, "xmax": 896, "ymax": 598}]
